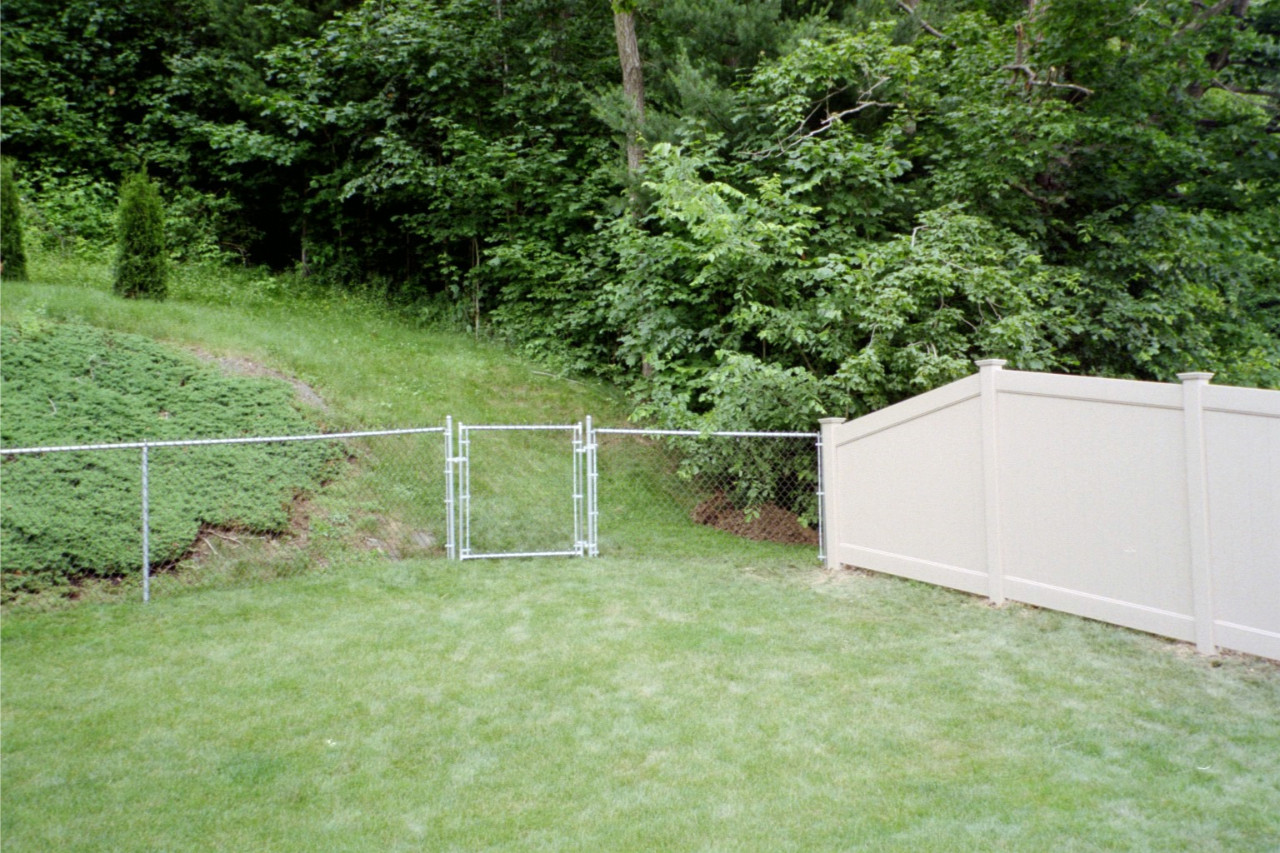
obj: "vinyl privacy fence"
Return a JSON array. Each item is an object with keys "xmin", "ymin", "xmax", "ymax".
[
  {"xmin": 821, "ymin": 361, "xmax": 1280, "ymax": 662},
  {"xmin": 1, "ymin": 421, "xmax": 822, "ymax": 600}
]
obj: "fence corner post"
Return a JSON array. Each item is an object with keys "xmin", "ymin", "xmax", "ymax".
[
  {"xmin": 976, "ymin": 359, "xmax": 1007, "ymax": 605},
  {"xmin": 817, "ymin": 417, "xmax": 846, "ymax": 570},
  {"xmin": 1179, "ymin": 371, "xmax": 1216, "ymax": 655}
]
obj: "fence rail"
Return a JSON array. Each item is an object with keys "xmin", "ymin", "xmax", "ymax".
[
  {"xmin": 2, "ymin": 420, "xmax": 821, "ymax": 602},
  {"xmin": 0, "ymin": 426, "xmax": 448, "ymax": 455}
]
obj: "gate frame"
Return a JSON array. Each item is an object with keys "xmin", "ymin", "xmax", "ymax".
[{"xmin": 453, "ymin": 422, "xmax": 594, "ymax": 560}]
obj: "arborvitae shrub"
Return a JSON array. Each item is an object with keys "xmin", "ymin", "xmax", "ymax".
[
  {"xmin": 114, "ymin": 170, "xmax": 167, "ymax": 299},
  {"xmin": 0, "ymin": 159, "xmax": 28, "ymax": 281}
]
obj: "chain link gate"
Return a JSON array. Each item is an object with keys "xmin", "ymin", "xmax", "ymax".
[{"xmin": 451, "ymin": 419, "xmax": 597, "ymax": 559}]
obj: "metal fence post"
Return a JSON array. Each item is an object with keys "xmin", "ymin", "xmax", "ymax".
[
  {"xmin": 815, "ymin": 430, "xmax": 825, "ymax": 567},
  {"xmin": 444, "ymin": 415, "xmax": 456, "ymax": 560},
  {"xmin": 572, "ymin": 422, "xmax": 584, "ymax": 556},
  {"xmin": 141, "ymin": 441, "xmax": 151, "ymax": 603},
  {"xmin": 585, "ymin": 415, "xmax": 598, "ymax": 557},
  {"xmin": 458, "ymin": 424, "xmax": 471, "ymax": 559}
]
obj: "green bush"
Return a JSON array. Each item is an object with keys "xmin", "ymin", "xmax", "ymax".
[
  {"xmin": 1, "ymin": 159, "xmax": 28, "ymax": 281},
  {"xmin": 0, "ymin": 322, "xmax": 340, "ymax": 598},
  {"xmin": 113, "ymin": 170, "xmax": 167, "ymax": 299},
  {"xmin": 22, "ymin": 169, "xmax": 118, "ymax": 256}
]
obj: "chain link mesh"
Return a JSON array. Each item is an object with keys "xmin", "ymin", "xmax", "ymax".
[
  {"xmin": 593, "ymin": 430, "xmax": 820, "ymax": 557},
  {"xmin": 2, "ymin": 422, "xmax": 820, "ymax": 600},
  {"xmin": 457, "ymin": 425, "xmax": 585, "ymax": 558},
  {"xmin": 322, "ymin": 432, "xmax": 449, "ymax": 560},
  {"xmin": 1, "ymin": 430, "xmax": 449, "ymax": 601}
]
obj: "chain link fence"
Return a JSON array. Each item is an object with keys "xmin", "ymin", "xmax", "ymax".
[
  {"xmin": 1, "ymin": 429, "xmax": 448, "ymax": 602},
  {"xmin": 593, "ymin": 428, "xmax": 821, "ymax": 558},
  {"xmin": 2, "ymin": 420, "xmax": 821, "ymax": 602}
]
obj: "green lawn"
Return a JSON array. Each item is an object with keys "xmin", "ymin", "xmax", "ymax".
[{"xmin": 3, "ymin": 553, "xmax": 1278, "ymax": 851}]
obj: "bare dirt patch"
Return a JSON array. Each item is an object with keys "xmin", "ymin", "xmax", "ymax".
[
  {"xmin": 189, "ymin": 347, "xmax": 328, "ymax": 411},
  {"xmin": 693, "ymin": 491, "xmax": 819, "ymax": 546}
]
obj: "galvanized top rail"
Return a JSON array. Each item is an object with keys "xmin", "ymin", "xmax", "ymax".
[
  {"xmin": 595, "ymin": 428, "xmax": 818, "ymax": 439},
  {"xmin": 462, "ymin": 424, "xmax": 581, "ymax": 431},
  {"xmin": 0, "ymin": 426, "xmax": 446, "ymax": 456}
]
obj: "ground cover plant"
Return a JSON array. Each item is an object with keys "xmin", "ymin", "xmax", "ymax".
[{"xmin": 0, "ymin": 321, "xmax": 339, "ymax": 599}]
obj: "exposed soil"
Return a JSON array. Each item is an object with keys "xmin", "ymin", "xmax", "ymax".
[
  {"xmin": 189, "ymin": 347, "xmax": 328, "ymax": 411},
  {"xmin": 693, "ymin": 492, "xmax": 819, "ymax": 546}
]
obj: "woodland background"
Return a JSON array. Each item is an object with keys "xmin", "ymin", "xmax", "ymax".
[{"xmin": 3, "ymin": 0, "xmax": 1278, "ymax": 429}]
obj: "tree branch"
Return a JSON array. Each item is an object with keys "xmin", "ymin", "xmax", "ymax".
[
  {"xmin": 1003, "ymin": 63, "xmax": 1095, "ymax": 97},
  {"xmin": 896, "ymin": 0, "xmax": 949, "ymax": 40},
  {"xmin": 1010, "ymin": 180, "xmax": 1066, "ymax": 207},
  {"xmin": 1180, "ymin": 0, "xmax": 1249, "ymax": 35},
  {"xmin": 750, "ymin": 77, "xmax": 898, "ymax": 158}
]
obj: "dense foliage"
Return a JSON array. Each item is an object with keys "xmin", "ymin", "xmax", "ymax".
[
  {"xmin": 0, "ymin": 322, "xmax": 339, "ymax": 596},
  {"xmin": 4, "ymin": 0, "xmax": 1278, "ymax": 428},
  {"xmin": 0, "ymin": 159, "xmax": 27, "ymax": 280},
  {"xmin": 113, "ymin": 170, "xmax": 168, "ymax": 299}
]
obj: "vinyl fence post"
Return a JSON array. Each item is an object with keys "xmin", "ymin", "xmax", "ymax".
[
  {"xmin": 977, "ymin": 359, "xmax": 1007, "ymax": 605},
  {"xmin": 818, "ymin": 418, "xmax": 846, "ymax": 570},
  {"xmin": 1179, "ymin": 372, "xmax": 1217, "ymax": 655},
  {"xmin": 141, "ymin": 442, "xmax": 151, "ymax": 604}
]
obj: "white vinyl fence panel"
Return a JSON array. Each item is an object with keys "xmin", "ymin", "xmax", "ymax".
[{"xmin": 822, "ymin": 361, "xmax": 1280, "ymax": 661}]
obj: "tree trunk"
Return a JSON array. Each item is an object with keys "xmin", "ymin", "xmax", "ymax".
[{"xmin": 613, "ymin": 5, "xmax": 646, "ymax": 173}]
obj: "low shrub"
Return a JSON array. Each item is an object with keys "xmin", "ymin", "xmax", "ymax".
[{"xmin": 113, "ymin": 170, "xmax": 167, "ymax": 299}]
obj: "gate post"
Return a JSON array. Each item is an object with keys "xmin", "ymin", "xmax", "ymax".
[
  {"xmin": 444, "ymin": 416, "xmax": 456, "ymax": 560},
  {"xmin": 585, "ymin": 416, "xmax": 598, "ymax": 557},
  {"xmin": 572, "ymin": 422, "xmax": 585, "ymax": 556},
  {"xmin": 457, "ymin": 423, "xmax": 471, "ymax": 559}
]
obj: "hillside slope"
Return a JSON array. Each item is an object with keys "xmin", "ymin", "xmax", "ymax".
[{"xmin": 1, "ymin": 274, "xmax": 633, "ymax": 602}]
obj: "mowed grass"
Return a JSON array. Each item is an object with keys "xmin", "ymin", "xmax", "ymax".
[{"xmin": 3, "ymin": 555, "xmax": 1278, "ymax": 851}]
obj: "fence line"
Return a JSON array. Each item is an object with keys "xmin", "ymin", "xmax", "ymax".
[
  {"xmin": 3, "ymin": 426, "xmax": 450, "ymax": 602},
  {"xmin": 2, "ymin": 421, "xmax": 821, "ymax": 602}
]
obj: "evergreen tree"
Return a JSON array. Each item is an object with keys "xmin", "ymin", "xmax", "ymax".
[
  {"xmin": 114, "ymin": 170, "xmax": 168, "ymax": 300},
  {"xmin": 0, "ymin": 159, "xmax": 28, "ymax": 281}
]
